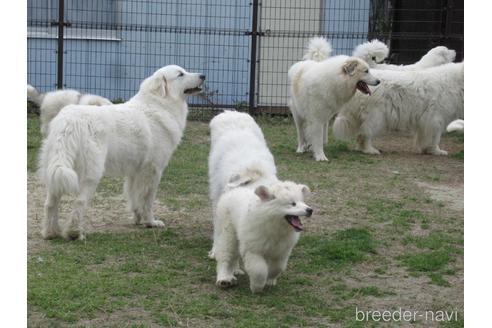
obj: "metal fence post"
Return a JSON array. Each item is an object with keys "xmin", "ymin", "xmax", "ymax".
[
  {"xmin": 248, "ymin": 0, "xmax": 260, "ymax": 115},
  {"xmin": 56, "ymin": 0, "xmax": 65, "ymax": 89}
]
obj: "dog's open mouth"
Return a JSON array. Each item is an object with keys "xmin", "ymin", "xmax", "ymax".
[
  {"xmin": 184, "ymin": 86, "xmax": 203, "ymax": 94},
  {"xmin": 356, "ymin": 81, "xmax": 371, "ymax": 95},
  {"xmin": 285, "ymin": 215, "xmax": 303, "ymax": 232}
]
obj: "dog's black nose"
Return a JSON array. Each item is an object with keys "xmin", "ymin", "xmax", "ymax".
[
  {"xmin": 375, "ymin": 79, "xmax": 381, "ymax": 85},
  {"xmin": 306, "ymin": 208, "xmax": 313, "ymax": 217},
  {"xmin": 199, "ymin": 74, "xmax": 206, "ymax": 81}
]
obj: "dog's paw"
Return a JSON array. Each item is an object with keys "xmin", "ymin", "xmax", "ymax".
[
  {"xmin": 363, "ymin": 147, "xmax": 381, "ymax": 155},
  {"xmin": 266, "ymin": 278, "xmax": 277, "ymax": 286},
  {"xmin": 62, "ymin": 229, "xmax": 85, "ymax": 241},
  {"xmin": 41, "ymin": 227, "xmax": 61, "ymax": 240},
  {"xmin": 216, "ymin": 277, "xmax": 237, "ymax": 289},
  {"xmin": 145, "ymin": 220, "xmax": 165, "ymax": 228},
  {"xmin": 432, "ymin": 149, "xmax": 448, "ymax": 156},
  {"xmin": 314, "ymin": 153, "xmax": 329, "ymax": 162},
  {"xmin": 208, "ymin": 249, "xmax": 216, "ymax": 259}
]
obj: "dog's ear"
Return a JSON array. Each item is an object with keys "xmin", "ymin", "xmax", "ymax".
[
  {"xmin": 255, "ymin": 185, "xmax": 275, "ymax": 202},
  {"xmin": 343, "ymin": 59, "xmax": 359, "ymax": 76},
  {"xmin": 140, "ymin": 73, "xmax": 168, "ymax": 98},
  {"xmin": 299, "ymin": 184, "xmax": 311, "ymax": 198}
]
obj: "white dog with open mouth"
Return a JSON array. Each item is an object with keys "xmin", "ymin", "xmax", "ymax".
[
  {"xmin": 27, "ymin": 84, "xmax": 112, "ymax": 137},
  {"xmin": 208, "ymin": 111, "xmax": 313, "ymax": 293},
  {"xmin": 353, "ymin": 39, "xmax": 456, "ymax": 70},
  {"xmin": 288, "ymin": 37, "xmax": 380, "ymax": 161},
  {"xmin": 38, "ymin": 65, "xmax": 205, "ymax": 240},
  {"xmin": 333, "ymin": 62, "xmax": 464, "ymax": 155}
]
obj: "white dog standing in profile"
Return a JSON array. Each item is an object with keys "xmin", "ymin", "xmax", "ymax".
[
  {"xmin": 333, "ymin": 62, "xmax": 464, "ymax": 155},
  {"xmin": 27, "ymin": 85, "xmax": 112, "ymax": 137},
  {"xmin": 38, "ymin": 65, "xmax": 205, "ymax": 240},
  {"xmin": 208, "ymin": 111, "xmax": 313, "ymax": 293},
  {"xmin": 353, "ymin": 39, "xmax": 456, "ymax": 70},
  {"xmin": 288, "ymin": 37, "xmax": 380, "ymax": 161}
]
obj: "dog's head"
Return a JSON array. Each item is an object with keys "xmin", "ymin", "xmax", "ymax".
[
  {"xmin": 139, "ymin": 65, "xmax": 205, "ymax": 100},
  {"xmin": 254, "ymin": 181, "xmax": 313, "ymax": 232},
  {"xmin": 352, "ymin": 39, "xmax": 389, "ymax": 68},
  {"xmin": 420, "ymin": 46, "xmax": 456, "ymax": 67},
  {"xmin": 342, "ymin": 58, "xmax": 380, "ymax": 95}
]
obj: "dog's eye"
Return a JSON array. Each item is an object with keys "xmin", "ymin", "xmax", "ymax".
[
  {"xmin": 365, "ymin": 69, "xmax": 369, "ymax": 73},
  {"xmin": 178, "ymin": 72, "xmax": 184, "ymax": 77},
  {"xmin": 372, "ymin": 56, "xmax": 376, "ymax": 61},
  {"xmin": 291, "ymin": 202, "xmax": 296, "ymax": 206}
]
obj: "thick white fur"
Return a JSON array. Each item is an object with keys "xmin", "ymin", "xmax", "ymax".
[
  {"xmin": 208, "ymin": 111, "xmax": 312, "ymax": 293},
  {"xmin": 353, "ymin": 40, "xmax": 456, "ymax": 70},
  {"xmin": 333, "ymin": 62, "xmax": 464, "ymax": 155},
  {"xmin": 27, "ymin": 84, "xmax": 112, "ymax": 137},
  {"xmin": 38, "ymin": 65, "xmax": 205, "ymax": 240},
  {"xmin": 446, "ymin": 119, "xmax": 464, "ymax": 133},
  {"xmin": 352, "ymin": 39, "xmax": 390, "ymax": 67},
  {"xmin": 288, "ymin": 37, "xmax": 380, "ymax": 161}
]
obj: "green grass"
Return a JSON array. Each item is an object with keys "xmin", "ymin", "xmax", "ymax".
[
  {"xmin": 27, "ymin": 114, "xmax": 464, "ymax": 327},
  {"xmin": 28, "ymin": 229, "xmax": 366, "ymax": 327}
]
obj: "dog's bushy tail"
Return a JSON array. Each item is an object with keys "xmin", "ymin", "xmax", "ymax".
[
  {"xmin": 38, "ymin": 119, "xmax": 80, "ymax": 197},
  {"xmin": 446, "ymin": 119, "xmax": 464, "ymax": 133},
  {"xmin": 333, "ymin": 114, "xmax": 359, "ymax": 141},
  {"xmin": 27, "ymin": 84, "xmax": 44, "ymax": 106},
  {"xmin": 303, "ymin": 37, "xmax": 332, "ymax": 61}
]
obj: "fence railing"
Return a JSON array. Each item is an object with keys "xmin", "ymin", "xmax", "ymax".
[{"xmin": 27, "ymin": 0, "xmax": 463, "ymax": 117}]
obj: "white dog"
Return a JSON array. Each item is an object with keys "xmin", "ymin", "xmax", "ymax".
[
  {"xmin": 353, "ymin": 39, "xmax": 456, "ymax": 70},
  {"xmin": 27, "ymin": 84, "xmax": 112, "ymax": 137},
  {"xmin": 208, "ymin": 111, "xmax": 313, "ymax": 293},
  {"xmin": 38, "ymin": 65, "xmax": 205, "ymax": 240},
  {"xmin": 333, "ymin": 62, "xmax": 464, "ymax": 155},
  {"xmin": 288, "ymin": 37, "xmax": 380, "ymax": 161}
]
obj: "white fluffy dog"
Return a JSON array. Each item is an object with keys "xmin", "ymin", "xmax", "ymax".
[
  {"xmin": 288, "ymin": 37, "xmax": 380, "ymax": 161},
  {"xmin": 353, "ymin": 39, "xmax": 456, "ymax": 70},
  {"xmin": 333, "ymin": 62, "xmax": 464, "ymax": 155},
  {"xmin": 27, "ymin": 84, "xmax": 112, "ymax": 137},
  {"xmin": 38, "ymin": 65, "xmax": 205, "ymax": 240},
  {"xmin": 208, "ymin": 111, "xmax": 313, "ymax": 293}
]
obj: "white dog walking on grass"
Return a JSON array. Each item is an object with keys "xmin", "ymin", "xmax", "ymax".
[
  {"xmin": 288, "ymin": 37, "xmax": 380, "ymax": 161},
  {"xmin": 38, "ymin": 65, "xmax": 205, "ymax": 240},
  {"xmin": 208, "ymin": 111, "xmax": 313, "ymax": 293},
  {"xmin": 27, "ymin": 84, "xmax": 112, "ymax": 137}
]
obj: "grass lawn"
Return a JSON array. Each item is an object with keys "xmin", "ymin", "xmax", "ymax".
[{"xmin": 27, "ymin": 112, "xmax": 464, "ymax": 327}]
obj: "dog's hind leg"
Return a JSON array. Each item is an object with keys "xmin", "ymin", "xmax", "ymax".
[
  {"xmin": 63, "ymin": 179, "xmax": 99, "ymax": 240},
  {"xmin": 416, "ymin": 120, "xmax": 448, "ymax": 156},
  {"xmin": 291, "ymin": 109, "xmax": 308, "ymax": 153},
  {"xmin": 244, "ymin": 252, "xmax": 268, "ymax": 293},
  {"xmin": 215, "ymin": 226, "xmax": 239, "ymax": 288},
  {"xmin": 42, "ymin": 191, "xmax": 62, "ymax": 239}
]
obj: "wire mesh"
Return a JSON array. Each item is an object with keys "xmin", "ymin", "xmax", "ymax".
[{"xmin": 27, "ymin": 0, "xmax": 463, "ymax": 118}]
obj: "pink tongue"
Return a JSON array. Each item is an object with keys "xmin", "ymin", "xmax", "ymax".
[{"xmin": 291, "ymin": 217, "xmax": 303, "ymax": 229}]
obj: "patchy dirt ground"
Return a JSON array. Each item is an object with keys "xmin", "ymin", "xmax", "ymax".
[{"xmin": 27, "ymin": 123, "xmax": 463, "ymax": 327}]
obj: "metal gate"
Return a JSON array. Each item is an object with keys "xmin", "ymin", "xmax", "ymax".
[{"xmin": 27, "ymin": 0, "xmax": 463, "ymax": 117}]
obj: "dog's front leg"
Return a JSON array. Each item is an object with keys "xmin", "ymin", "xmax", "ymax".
[
  {"xmin": 243, "ymin": 252, "xmax": 268, "ymax": 293},
  {"xmin": 266, "ymin": 256, "xmax": 289, "ymax": 287}
]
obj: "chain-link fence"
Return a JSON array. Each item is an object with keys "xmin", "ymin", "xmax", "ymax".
[{"xmin": 27, "ymin": 0, "xmax": 463, "ymax": 118}]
